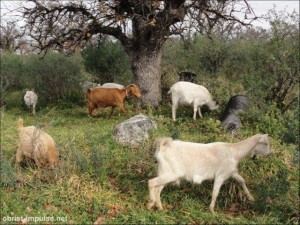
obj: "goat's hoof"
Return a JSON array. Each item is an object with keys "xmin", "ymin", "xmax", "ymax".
[
  {"xmin": 157, "ymin": 206, "xmax": 163, "ymax": 211},
  {"xmin": 155, "ymin": 203, "xmax": 164, "ymax": 210},
  {"xmin": 248, "ymin": 196, "xmax": 255, "ymax": 201},
  {"xmin": 146, "ymin": 203, "xmax": 154, "ymax": 210},
  {"xmin": 209, "ymin": 207, "xmax": 215, "ymax": 215}
]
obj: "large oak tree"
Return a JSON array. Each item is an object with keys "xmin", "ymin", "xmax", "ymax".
[{"xmin": 21, "ymin": 0, "xmax": 255, "ymax": 106}]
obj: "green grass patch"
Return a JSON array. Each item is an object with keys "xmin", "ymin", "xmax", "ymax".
[{"xmin": 1, "ymin": 106, "xmax": 299, "ymax": 224}]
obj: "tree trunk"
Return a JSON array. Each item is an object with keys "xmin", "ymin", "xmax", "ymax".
[{"xmin": 129, "ymin": 49, "xmax": 162, "ymax": 107}]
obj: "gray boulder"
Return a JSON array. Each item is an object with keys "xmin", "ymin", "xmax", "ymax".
[{"xmin": 113, "ymin": 114, "xmax": 157, "ymax": 147}]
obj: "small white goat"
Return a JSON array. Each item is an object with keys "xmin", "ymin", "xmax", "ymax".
[
  {"xmin": 24, "ymin": 90, "xmax": 38, "ymax": 115},
  {"xmin": 168, "ymin": 81, "xmax": 219, "ymax": 121},
  {"xmin": 147, "ymin": 134, "xmax": 271, "ymax": 213},
  {"xmin": 16, "ymin": 118, "xmax": 59, "ymax": 171},
  {"xmin": 102, "ymin": 83, "xmax": 125, "ymax": 89}
]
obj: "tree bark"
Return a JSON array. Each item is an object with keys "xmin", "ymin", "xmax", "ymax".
[{"xmin": 129, "ymin": 49, "xmax": 162, "ymax": 107}]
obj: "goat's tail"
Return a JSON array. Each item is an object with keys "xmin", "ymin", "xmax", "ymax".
[
  {"xmin": 155, "ymin": 137, "xmax": 173, "ymax": 151},
  {"xmin": 167, "ymin": 89, "xmax": 171, "ymax": 94},
  {"xmin": 17, "ymin": 118, "xmax": 24, "ymax": 129}
]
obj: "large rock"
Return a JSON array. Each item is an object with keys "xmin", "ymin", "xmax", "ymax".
[{"xmin": 113, "ymin": 114, "xmax": 157, "ymax": 147}]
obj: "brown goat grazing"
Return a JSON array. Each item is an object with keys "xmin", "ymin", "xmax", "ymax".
[
  {"xmin": 16, "ymin": 118, "xmax": 59, "ymax": 171},
  {"xmin": 87, "ymin": 84, "xmax": 142, "ymax": 117}
]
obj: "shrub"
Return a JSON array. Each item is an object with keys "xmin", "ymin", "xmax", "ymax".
[
  {"xmin": 252, "ymin": 103, "xmax": 286, "ymax": 140},
  {"xmin": 24, "ymin": 51, "xmax": 85, "ymax": 105},
  {"xmin": 81, "ymin": 40, "xmax": 131, "ymax": 84},
  {"xmin": 0, "ymin": 52, "xmax": 26, "ymax": 106},
  {"xmin": 282, "ymin": 110, "xmax": 300, "ymax": 144}
]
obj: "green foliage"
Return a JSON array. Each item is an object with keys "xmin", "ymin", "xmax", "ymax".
[
  {"xmin": 4, "ymin": 91, "xmax": 24, "ymax": 109},
  {"xmin": 2, "ymin": 51, "xmax": 87, "ymax": 108},
  {"xmin": 282, "ymin": 110, "xmax": 300, "ymax": 144},
  {"xmin": 252, "ymin": 103, "xmax": 286, "ymax": 139},
  {"xmin": 25, "ymin": 52, "xmax": 85, "ymax": 105},
  {"xmin": 0, "ymin": 157, "xmax": 17, "ymax": 189},
  {"xmin": 0, "ymin": 52, "xmax": 25, "ymax": 90},
  {"xmin": 0, "ymin": 53, "xmax": 26, "ymax": 106},
  {"xmin": 81, "ymin": 40, "xmax": 131, "ymax": 84}
]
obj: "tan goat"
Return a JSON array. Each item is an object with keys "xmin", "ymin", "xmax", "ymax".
[{"xmin": 16, "ymin": 118, "xmax": 59, "ymax": 171}]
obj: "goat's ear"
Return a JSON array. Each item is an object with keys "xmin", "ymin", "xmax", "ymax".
[
  {"xmin": 155, "ymin": 137, "xmax": 172, "ymax": 149},
  {"xmin": 259, "ymin": 134, "xmax": 269, "ymax": 144}
]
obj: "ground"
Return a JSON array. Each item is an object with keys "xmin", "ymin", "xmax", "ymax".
[{"xmin": 0, "ymin": 106, "xmax": 298, "ymax": 224}]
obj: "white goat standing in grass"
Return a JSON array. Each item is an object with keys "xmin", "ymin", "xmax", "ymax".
[
  {"xmin": 147, "ymin": 134, "xmax": 271, "ymax": 213},
  {"xmin": 168, "ymin": 81, "xmax": 219, "ymax": 121},
  {"xmin": 24, "ymin": 90, "xmax": 38, "ymax": 115}
]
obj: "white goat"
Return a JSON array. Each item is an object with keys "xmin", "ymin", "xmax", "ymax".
[
  {"xmin": 168, "ymin": 81, "xmax": 219, "ymax": 121},
  {"xmin": 147, "ymin": 134, "xmax": 271, "ymax": 213},
  {"xmin": 82, "ymin": 81, "xmax": 101, "ymax": 93},
  {"xmin": 102, "ymin": 83, "xmax": 125, "ymax": 89},
  {"xmin": 24, "ymin": 90, "xmax": 38, "ymax": 115}
]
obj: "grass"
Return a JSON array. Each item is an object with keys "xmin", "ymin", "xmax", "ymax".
[{"xmin": 0, "ymin": 105, "xmax": 299, "ymax": 224}]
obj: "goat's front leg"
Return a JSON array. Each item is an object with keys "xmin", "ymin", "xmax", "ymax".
[
  {"xmin": 154, "ymin": 185, "xmax": 166, "ymax": 210},
  {"xmin": 209, "ymin": 177, "xmax": 225, "ymax": 214},
  {"xmin": 117, "ymin": 103, "xmax": 128, "ymax": 117},
  {"xmin": 154, "ymin": 179, "xmax": 180, "ymax": 209},
  {"xmin": 232, "ymin": 172, "xmax": 254, "ymax": 201},
  {"xmin": 147, "ymin": 175, "xmax": 179, "ymax": 210}
]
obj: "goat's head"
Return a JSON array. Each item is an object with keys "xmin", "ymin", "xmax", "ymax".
[
  {"xmin": 253, "ymin": 134, "xmax": 272, "ymax": 157},
  {"xmin": 126, "ymin": 84, "xmax": 142, "ymax": 98},
  {"xmin": 208, "ymin": 99, "xmax": 219, "ymax": 110}
]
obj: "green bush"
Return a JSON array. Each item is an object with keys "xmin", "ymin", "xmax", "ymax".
[
  {"xmin": 282, "ymin": 110, "xmax": 300, "ymax": 144},
  {"xmin": 24, "ymin": 52, "xmax": 85, "ymax": 105},
  {"xmin": 253, "ymin": 103, "xmax": 286, "ymax": 139},
  {"xmin": 81, "ymin": 40, "xmax": 131, "ymax": 84},
  {"xmin": 4, "ymin": 91, "xmax": 24, "ymax": 109}
]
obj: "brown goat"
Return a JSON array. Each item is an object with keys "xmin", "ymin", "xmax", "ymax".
[
  {"xmin": 16, "ymin": 118, "xmax": 59, "ymax": 171},
  {"xmin": 87, "ymin": 84, "xmax": 142, "ymax": 117}
]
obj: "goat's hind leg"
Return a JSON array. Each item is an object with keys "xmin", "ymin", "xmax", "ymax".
[
  {"xmin": 193, "ymin": 104, "xmax": 198, "ymax": 120},
  {"xmin": 16, "ymin": 149, "xmax": 23, "ymax": 172},
  {"xmin": 172, "ymin": 103, "xmax": 178, "ymax": 121}
]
